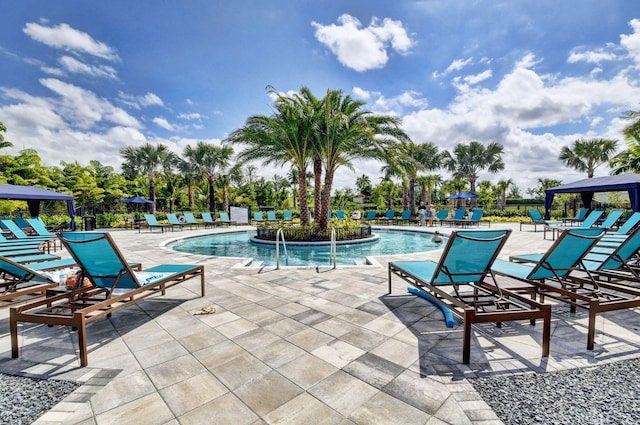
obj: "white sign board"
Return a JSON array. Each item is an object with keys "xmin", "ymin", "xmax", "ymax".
[{"xmin": 230, "ymin": 206, "xmax": 249, "ymax": 224}]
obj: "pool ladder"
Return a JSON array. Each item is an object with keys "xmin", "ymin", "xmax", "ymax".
[{"xmin": 275, "ymin": 227, "xmax": 337, "ymax": 270}]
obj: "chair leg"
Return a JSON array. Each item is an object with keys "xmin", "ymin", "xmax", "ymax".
[
  {"xmin": 463, "ymin": 309, "xmax": 474, "ymax": 364},
  {"xmin": 10, "ymin": 309, "xmax": 19, "ymax": 359}
]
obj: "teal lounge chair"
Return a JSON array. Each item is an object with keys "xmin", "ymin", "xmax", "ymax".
[
  {"xmin": 436, "ymin": 209, "xmax": 449, "ymax": 221},
  {"xmin": 441, "ymin": 208, "xmax": 467, "ymax": 227},
  {"xmin": 267, "ymin": 211, "xmax": 278, "ymax": 223},
  {"xmin": 200, "ymin": 212, "xmax": 220, "ymax": 228},
  {"xmin": 282, "ymin": 211, "xmax": 293, "ymax": 223},
  {"xmin": 0, "ymin": 219, "xmax": 58, "ymax": 251},
  {"xmin": 252, "ymin": 212, "xmax": 265, "ymax": 225},
  {"xmin": 11, "ymin": 231, "xmax": 205, "ymax": 366},
  {"xmin": 165, "ymin": 213, "xmax": 184, "ymax": 231},
  {"xmin": 335, "ymin": 210, "xmax": 346, "ymax": 220},
  {"xmin": 519, "ymin": 209, "xmax": 557, "ymax": 232},
  {"xmin": 388, "ymin": 229, "xmax": 550, "ymax": 364},
  {"xmin": 26, "ymin": 217, "xmax": 57, "ymax": 238},
  {"xmin": 363, "ymin": 211, "xmax": 377, "ymax": 223},
  {"xmin": 561, "ymin": 207, "xmax": 589, "ymax": 225},
  {"xmin": 0, "ymin": 255, "xmax": 58, "ymax": 307},
  {"xmin": 543, "ymin": 209, "xmax": 604, "ymax": 240},
  {"xmin": 492, "ymin": 227, "xmax": 640, "ymax": 350},
  {"xmin": 394, "ymin": 210, "xmax": 412, "ymax": 225},
  {"xmin": 378, "ymin": 209, "xmax": 395, "ymax": 224},
  {"xmin": 182, "ymin": 212, "xmax": 204, "ymax": 229},
  {"xmin": 142, "ymin": 214, "xmax": 171, "ymax": 232},
  {"xmin": 219, "ymin": 212, "xmax": 235, "ymax": 226}
]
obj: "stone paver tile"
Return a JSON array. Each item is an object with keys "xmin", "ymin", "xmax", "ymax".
[
  {"xmin": 211, "ymin": 352, "xmax": 272, "ymax": 390},
  {"xmin": 291, "ymin": 308, "xmax": 333, "ymax": 326},
  {"xmin": 265, "ymin": 393, "xmax": 345, "ymax": 425},
  {"xmin": 192, "ymin": 339, "xmax": 244, "ymax": 369},
  {"xmin": 95, "ymin": 392, "xmax": 174, "ymax": 425},
  {"xmin": 233, "ymin": 328, "xmax": 282, "ymax": 353},
  {"xmin": 252, "ymin": 338, "xmax": 306, "ymax": 369},
  {"xmin": 197, "ymin": 310, "xmax": 241, "ymax": 328},
  {"xmin": 133, "ymin": 340, "xmax": 189, "ymax": 369},
  {"xmin": 159, "ymin": 371, "xmax": 228, "ymax": 417},
  {"xmin": 308, "ymin": 370, "xmax": 377, "ymax": 417},
  {"xmin": 432, "ymin": 395, "xmax": 473, "ymax": 425},
  {"xmin": 215, "ymin": 317, "xmax": 260, "ymax": 339},
  {"xmin": 178, "ymin": 392, "xmax": 258, "ymax": 425},
  {"xmin": 348, "ymin": 391, "xmax": 430, "ymax": 425},
  {"xmin": 339, "ymin": 327, "xmax": 387, "ymax": 351},
  {"xmin": 311, "ymin": 340, "xmax": 365, "ymax": 369},
  {"xmin": 235, "ymin": 370, "xmax": 304, "ymax": 416},
  {"xmin": 313, "ymin": 317, "xmax": 358, "ymax": 338},
  {"xmin": 370, "ymin": 338, "xmax": 419, "ymax": 368},
  {"xmin": 178, "ymin": 328, "xmax": 227, "ymax": 352},
  {"xmin": 264, "ymin": 317, "xmax": 309, "ymax": 338},
  {"xmin": 90, "ymin": 370, "xmax": 156, "ymax": 415},
  {"xmin": 343, "ymin": 352, "xmax": 405, "ymax": 389},
  {"xmin": 363, "ymin": 315, "xmax": 407, "ymax": 337},
  {"xmin": 382, "ymin": 369, "xmax": 450, "ymax": 415},
  {"xmin": 145, "ymin": 354, "xmax": 206, "ymax": 389},
  {"xmin": 286, "ymin": 327, "xmax": 335, "ymax": 352},
  {"xmin": 278, "ymin": 353, "xmax": 338, "ymax": 389},
  {"xmin": 274, "ymin": 302, "xmax": 311, "ymax": 317}
]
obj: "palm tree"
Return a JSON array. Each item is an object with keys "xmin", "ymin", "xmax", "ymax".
[
  {"xmin": 183, "ymin": 142, "xmax": 233, "ymax": 213},
  {"xmin": 394, "ymin": 141, "xmax": 440, "ymax": 213},
  {"xmin": 609, "ymin": 112, "xmax": 640, "ymax": 175},
  {"xmin": 418, "ymin": 174, "xmax": 443, "ymax": 205},
  {"xmin": 442, "ymin": 141, "xmax": 504, "ymax": 209},
  {"xmin": 559, "ymin": 138, "xmax": 618, "ymax": 178},
  {"xmin": 494, "ymin": 178, "xmax": 513, "ymax": 210},
  {"xmin": 355, "ymin": 174, "xmax": 373, "ymax": 201},
  {"xmin": 120, "ymin": 143, "xmax": 175, "ymax": 213}
]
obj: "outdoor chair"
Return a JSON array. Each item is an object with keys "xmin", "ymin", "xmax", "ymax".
[
  {"xmin": 388, "ymin": 229, "xmax": 551, "ymax": 364},
  {"xmin": 10, "ymin": 231, "xmax": 205, "ymax": 366},
  {"xmin": 378, "ymin": 209, "xmax": 395, "ymax": 224},
  {"xmin": 456, "ymin": 209, "xmax": 488, "ymax": 228},
  {"xmin": 519, "ymin": 209, "xmax": 558, "ymax": 232},
  {"xmin": 0, "ymin": 219, "xmax": 59, "ymax": 252},
  {"xmin": 335, "ymin": 210, "xmax": 346, "ymax": 220},
  {"xmin": 182, "ymin": 212, "xmax": 205, "ymax": 229},
  {"xmin": 219, "ymin": 212, "xmax": 236, "ymax": 226},
  {"xmin": 599, "ymin": 212, "xmax": 640, "ymax": 243},
  {"xmin": 492, "ymin": 227, "xmax": 640, "ymax": 351},
  {"xmin": 440, "ymin": 208, "xmax": 467, "ymax": 227},
  {"xmin": 363, "ymin": 211, "xmax": 377, "ymax": 223},
  {"xmin": 394, "ymin": 210, "xmax": 412, "ymax": 225},
  {"xmin": 200, "ymin": 212, "xmax": 220, "ymax": 228},
  {"xmin": 142, "ymin": 214, "xmax": 171, "ymax": 232},
  {"xmin": 0, "ymin": 255, "xmax": 59, "ymax": 307},
  {"xmin": 282, "ymin": 211, "xmax": 293, "ymax": 223},
  {"xmin": 561, "ymin": 207, "xmax": 589, "ymax": 225},
  {"xmin": 267, "ymin": 211, "xmax": 279, "ymax": 223},
  {"xmin": 165, "ymin": 213, "xmax": 185, "ymax": 231},
  {"xmin": 543, "ymin": 209, "xmax": 604, "ymax": 240}
]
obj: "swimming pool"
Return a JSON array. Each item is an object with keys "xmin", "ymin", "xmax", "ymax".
[{"xmin": 169, "ymin": 229, "xmax": 445, "ymax": 266}]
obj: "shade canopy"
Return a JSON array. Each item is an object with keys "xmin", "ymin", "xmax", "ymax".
[
  {"xmin": 447, "ymin": 192, "xmax": 478, "ymax": 199},
  {"xmin": 544, "ymin": 174, "xmax": 640, "ymax": 218},
  {"xmin": 0, "ymin": 184, "xmax": 76, "ymax": 230},
  {"xmin": 120, "ymin": 196, "xmax": 154, "ymax": 204}
]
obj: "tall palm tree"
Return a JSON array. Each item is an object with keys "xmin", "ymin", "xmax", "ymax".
[
  {"xmin": 395, "ymin": 141, "xmax": 440, "ymax": 213},
  {"xmin": 559, "ymin": 138, "xmax": 618, "ymax": 178},
  {"xmin": 493, "ymin": 178, "xmax": 513, "ymax": 210},
  {"xmin": 417, "ymin": 174, "xmax": 443, "ymax": 205},
  {"xmin": 183, "ymin": 142, "xmax": 233, "ymax": 213},
  {"xmin": 120, "ymin": 143, "xmax": 175, "ymax": 213},
  {"xmin": 609, "ymin": 112, "xmax": 640, "ymax": 175},
  {"xmin": 442, "ymin": 141, "xmax": 504, "ymax": 209}
]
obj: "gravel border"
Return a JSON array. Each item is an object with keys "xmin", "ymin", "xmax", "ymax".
[
  {"xmin": 0, "ymin": 372, "xmax": 80, "ymax": 425},
  {"xmin": 470, "ymin": 358, "xmax": 640, "ymax": 425}
]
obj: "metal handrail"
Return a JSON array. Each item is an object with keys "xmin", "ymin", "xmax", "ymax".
[
  {"xmin": 330, "ymin": 227, "xmax": 337, "ymax": 269},
  {"xmin": 275, "ymin": 228, "xmax": 288, "ymax": 269}
]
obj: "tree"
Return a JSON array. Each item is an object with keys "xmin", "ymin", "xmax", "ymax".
[
  {"xmin": 120, "ymin": 143, "xmax": 176, "ymax": 213},
  {"xmin": 559, "ymin": 138, "xmax": 618, "ymax": 178},
  {"xmin": 355, "ymin": 174, "xmax": 373, "ymax": 201},
  {"xmin": 609, "ymin": 112, "xmax": 640, "ymax": 175},
  {"xmin": 183, "ymin": 142, "xmax": 233, "ymax": 213},
  {"xmin": 494, "ymin": 178, "xmax": 513, "ymax": 210},
  {"xmin": 442, "ymin": 141, "xmax": 504, "ymax": 209},
  {"xmin": 391, "ymin": 141, "xmax": 440, "ymax": 213}
]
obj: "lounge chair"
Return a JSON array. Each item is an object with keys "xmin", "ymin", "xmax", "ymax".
[
  {"xmin": 492, "ymin": 227, "xmax": 640, "ymax": 350},
  {"xmin": 519, "ymin": 209, "xmax": 558, "ymax": 232},
  {"xmin": 599, "ymin": 212, "xmax": 640, "ymax": 243},
  {"xmin": 200, "ymin": 212, "xmax": 220, "ymax": 229},
  {"xmin": 543, "ymin": 209, "xmax": 604, "ymax": 240},
  {"xmin": 363, "ymin": 211, "xmax": 377, "ymax": 223},
  {"xmin": 388, "ymin": 229, "xmax": 550, "ymax": 364},
  {"xmin": 165, "ymin": 213, "xmax": 185, "ymax": 231},
  {"xmin": 440, "ymin": 208, "xmax": 467, "ymax": 227},
  {"xmin": 219, "ymin": 212, "xmax": 236, "ymax": 226},
  {"xmin": 267, "ymin": 211, "xmax": 279, "ymax": 223},
  {"xmin": 456, "ymin": 209, "xmax": 488, "ymax": 228},
  {"xmin": 10, "ymin": 231, "xmax": 205, "ymax": 366},
  {"xmin": 378, "ymin": 209, "xmax": 395, "ymax": 224},
  {"xmin": 252, "ymin": 212, "xmax": 265, "ymax": 225},
  {"xmin": 394, "ymin": 210, "xmax": 412, "ymax": 225},
  {"xmin": 0, "ymin": 255, "xmax": 61, "ymax": 307},
  {"xmin": 142, "ymin": 214, "xmax": 171, "ymax": 232},
  {"xmin": 561, "ymin": 207, "xmax": 589, "ymax": 225},
  {"xmin": 282, "ymin": 211, "xmax": 293, "ymax": 223},
  {"xmin": 436, "ymin": 209, "xmax": 449, "ymax": 221},
  {"xmin": 1, "ymin": 219, "xmax": 59, "ymax": 252},
  {"xmin": 182, "ymin": 212, "xmax": 205, "ymax": 229}
]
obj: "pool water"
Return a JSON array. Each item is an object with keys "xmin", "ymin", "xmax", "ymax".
[{"xmin": 170, "ymin": 229, "xmax": 444, "ymax": 266}]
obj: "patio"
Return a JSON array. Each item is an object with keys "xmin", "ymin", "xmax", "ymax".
[{"xmin": 2, "ymin": 223, "xmax": 640, "ymax": 424}]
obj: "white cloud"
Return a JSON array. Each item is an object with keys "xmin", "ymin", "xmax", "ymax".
[
  {"xmin": 23, "ymin": 22, "xmax": 119, "ymax": 61},
  {"xmin": 153, "ymin": 117, "xmax": 175, "ymax": 131},
  {"xmin": 567, "ymin": 47, "xmax": 617, "ymax": 64},
  {"xmin": 620, "ymin": 18, "xmax": 640, "ymax": 65},
  {"xmin": 178, "ymin": 112, "xmax": 203, "ymax": 121},
  {"xmin": 117, "ymin": 92, "xmax": 164, "ymax": 109},
  {"xmin": 352, "ymin": 87, "xmax": 371, "ymax": 100},
  {"xmin": 462, "ymin": 70, "xmax": 492, "ymax": 85},
  {"xmin": 312, "ymin": 14, "xmax": 414, "ymax": 72},
  {"xmin": 372, "ymin": 90, "xmax": 427, "ymax": 115},
  {"xmin": 139, "ymin": 93, "xmax": 164, "ymax": 107},
  {"xmin": 59, "ymin": 56, "xmax": 117, "ymax": 79}
]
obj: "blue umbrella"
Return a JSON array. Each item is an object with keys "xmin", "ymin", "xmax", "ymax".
[
  {"xmin": 120, "ymin": 196, "xmax": 154, "ymax": 204},
  {"xmin": 447, "ymin": 192, "xmax": 478, "ymax": 199}
]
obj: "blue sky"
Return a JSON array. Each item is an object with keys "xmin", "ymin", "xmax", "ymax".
[{"xmin": 1, "ymin": 1, "xmax": 640, "ymax": 194}]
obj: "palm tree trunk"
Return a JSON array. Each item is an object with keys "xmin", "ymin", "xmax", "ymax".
[
  {"xmin": 313, "ymin": 158, "xmax": 322, "ymax": 222},
  {"xmin": 208, "ymin": 176, "xmax": 216, "ymax": 213},
  {"xmin": 148, "ymin": 172, "xmax": 156, "ymax": 214},
  {"xmin": 298, "ymin": 173, "xmax": 310, "ymax": 225},
  {"xmin": 319, "ymin": 171, "xmax": 334, "ymax": 230},
  {"xmin": 409, "ymin": 176, "xmax": 416, "ymax": 213}
]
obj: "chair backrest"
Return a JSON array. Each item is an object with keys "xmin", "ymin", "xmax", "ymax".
[
  {"xmin": 166, "ymin": 213, "xmax": 181, "ymax": 225},
  {"xmin": 335, "ymin": 211, "xmax": 345, "ymax": 219},
  {"xmin": 437, "ymin": 210, "xmax": 449, "ymax": 220},
  {"xmin": 588, "ymin": 226, "xmax": 640, "ymax": 271},
  {"xmin": 283, "ymin": 211, "xmax": 293, "ymax": 221},
  {"xmin": 254, "ymin": 212, "xmax": 264, "ymax": 221},
  {"xmin": 616, "ymin": 212, "xmax": 640, "ymax": 235},
  {"xmin": 385, "ymin": 210, "xmax": 395, "ymax": 219},
  {"xmin": 526, "ymin": 228, "xmax": 604, "ymax": 280},
  {"xmin": 183, "ymin": 212, "xmax": 197, "ymax": 223},
  {"xmin": 366, "ymin": 211, "xmax": 377, "ymax": 220},
  {"xmin": 13, "ymin": 217, "xmax": 30, "ymax": 229},
  {"xmin": 431, "ymin": 229, "xmax": 511, "ymax": 285},
  {"xmin": 574, "ymin": 207, "xmax": 589, "ymax": 220},
  {"xmin": 0, "ymin": 219, "xmax": 29, "ymax": 238},
  {"xmin": 58, "ymin": 232, "xmax": 142, "ymax": 290},
  {"xmin": 452, "ymin": 209, "xmax": 466, "ymax": 220},
  {"xmin": 579, "ymin": 210, "xmax": 604, "ymax": 228},
  {"xmin": 0, "ymin": 255, "xmax": 52, "ymax": 283},
  {"xmin": 219, "ymin": 212, "xmax": 231, "ymax": 222},
  {"xmin": 266, "ymin": 211, "xmax": 276, "ymax": 221},
  {"xmin": 598, "ymin": 209, "xmax": 623, "ymax": 229},
  {"xmin": 527, "ymin": 209, "xmax": 545, "ymax": 223},
  {"xmin": 27, "ymin": 217, "xmax": 53, "ymax": 236},
  {"xmin": 144, "ymin": 214, "xmax": 160, "ymax": 225},
  {"xmin": 201, "ymin": 212, "xmax": 214, "ymax": 223},
  {"xmin": 469, "ymin": 209, "xmax": 483, "ymax": 221},
  {"xmin": 400, "ymin": 210, "xmax": 411, "ymax": 220}
]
